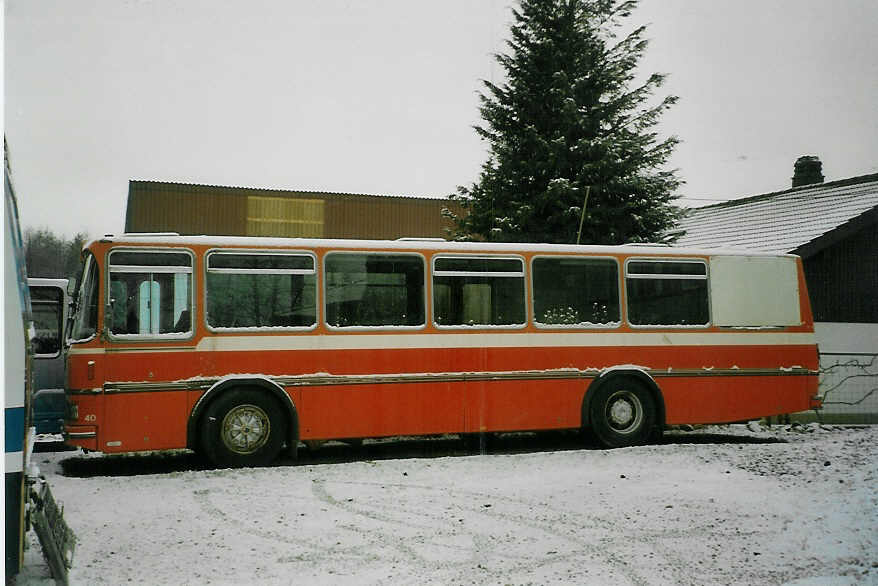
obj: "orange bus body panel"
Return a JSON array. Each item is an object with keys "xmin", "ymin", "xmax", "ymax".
[
  {"xmin": 63, "ymin": 237, "xmax": 820, "ymax": 455},
  {"xmin": 67, "ymin": 340, "xmax": 817, "ymax": 451}
]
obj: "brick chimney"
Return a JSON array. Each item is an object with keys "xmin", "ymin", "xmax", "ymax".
[{"xmin": 792, "ymin": 155, "xmax": 824, "ymax": 188}]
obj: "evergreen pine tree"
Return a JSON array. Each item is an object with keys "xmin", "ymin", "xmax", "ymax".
[{"xmin": 449, "ymin": 0, "xmax": 683, "ymax": 244}]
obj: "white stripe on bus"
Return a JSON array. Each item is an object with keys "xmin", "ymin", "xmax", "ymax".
[
  {"xmin": 66, "ymin": 331, "xmax": 817, "ymax": 355},
  {"xmin": 196, "ymin": 331, "xmax": 816, "ymax": 352}
]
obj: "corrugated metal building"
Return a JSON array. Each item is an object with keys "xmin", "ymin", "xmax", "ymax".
[{"xmin": 125, "ymin": 181, "xmax": 464, "ymax": 240}]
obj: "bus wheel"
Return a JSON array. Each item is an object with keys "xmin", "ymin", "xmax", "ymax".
[
  {"xmin": 200, "ymin": 388, "xmax": 285, "ymax": 468},
  {"xmin": 589, "ymin": 377, "xmax": 656, "ymax": 448}
]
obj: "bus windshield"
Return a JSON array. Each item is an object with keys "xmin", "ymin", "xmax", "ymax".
[{"xmin": 70, "ymin": 254, "xmax": 98, "ymax": 341}]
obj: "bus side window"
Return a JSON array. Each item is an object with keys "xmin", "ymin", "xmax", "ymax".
[
  {"xmin": 324, "ymin": 253, "xmax": 425, "ymax": 328},
  {"xmin": 532, "ymin": 257, "xmax": 620, "ymax": 327},
  {"xmin": 205, "ymin": 252, "xmax": 317, "ymax": 330},
  {"xmin": 29, "ymin": 285, "xmax": 64, "ymax": 355},
  {"xmin": 432, "ymin": 257, "xmax": 525, "ymax": 327},
  {"xmin": 625, "ymin": 260, "xmax": 709, "ymax": 326},
  {"xmin": 108, "ymin": 250, "xmax": 193, "ymax": 337}
]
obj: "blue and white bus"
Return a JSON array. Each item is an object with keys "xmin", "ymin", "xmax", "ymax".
[
  {"xmin": 4, "ymin": 149, "xmax": 73, "ymax": 581},
  {"xmin": 4, "ymin": 148, "xmax": 33, "ymax": 578}
]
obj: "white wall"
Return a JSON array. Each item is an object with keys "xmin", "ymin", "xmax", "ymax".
[{"xmin": 814, "ymin": 322, "xmax": 878, "ymax": 422}]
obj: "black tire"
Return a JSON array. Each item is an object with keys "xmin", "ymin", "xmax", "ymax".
[
  {"xmin": 200, "ymin": 388, "xmax": 286, "ymax": 468},
  {"xmin": 588, "ymin": 377, "xmax": 657, "ymax": 448}
]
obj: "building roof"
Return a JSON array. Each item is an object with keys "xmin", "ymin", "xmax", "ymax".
[
  {"xmin": 128, "ymin": 180, "xmax": 452, "ymax": 202},
  {"xmin": 676, "ymin": 173, "xmax": 878, "ymax": 256}
]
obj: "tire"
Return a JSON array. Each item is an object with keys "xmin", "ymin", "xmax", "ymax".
[
  {"xmin": 588, "ymin": 377, "xmax": 657, "ymax": 448},
  {"xmin": 200, "ymin": 388, "xmax": 286, "ymax": 468}
]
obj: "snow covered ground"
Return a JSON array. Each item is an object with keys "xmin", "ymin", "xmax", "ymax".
[{"xmin": 16, "ymin": 423, "xmax": 878, "ymax": 585}]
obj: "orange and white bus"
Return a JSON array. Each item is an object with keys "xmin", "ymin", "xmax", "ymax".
[{"xmin": 63, "ymin": 234, "xmax": 820, "ymax": 467}]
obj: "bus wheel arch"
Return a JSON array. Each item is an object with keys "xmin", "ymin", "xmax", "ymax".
[
  {"xmin": 582, "ymin": 370, "xmax": 665, "ymax": 448},
  {"xmin": 188, "ymin": 377, "xmax": 299, "ymax": 465}
]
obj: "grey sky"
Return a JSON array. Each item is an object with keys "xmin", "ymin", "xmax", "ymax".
[{"xmin": 4, "ymin": 0, "xmax": 877, "ymax": 238}]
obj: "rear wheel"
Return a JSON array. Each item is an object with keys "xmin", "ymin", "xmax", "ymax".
[
  {"xmin": 588, "ymin": 377, "xmax": 656, "ymax": 448},
  {"xmin": 200, "ymin": 388, "xmax": 286, "ymax": 468}
]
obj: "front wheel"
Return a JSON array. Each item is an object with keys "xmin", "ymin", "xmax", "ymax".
[
  {"xmin": 200, "ymin": 388, "xmax": 286, "ymax": 468},
  {"xmin": 588, "ymin": 377, "xmax": 657, "ymax": 448}
]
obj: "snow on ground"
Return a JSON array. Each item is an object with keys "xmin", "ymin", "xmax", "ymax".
[{"xmin": 15, "ymin": 423, "xmax": 878, "ymax": 585}]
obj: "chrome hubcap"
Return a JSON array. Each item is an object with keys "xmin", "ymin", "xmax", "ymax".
[
  {"xmin": 221, "ymin": 404, "xmax": 270, "ymax": 454},
  {"xmin": 606, "ymin": 390, "xmax": 643, "ymax": 434}
]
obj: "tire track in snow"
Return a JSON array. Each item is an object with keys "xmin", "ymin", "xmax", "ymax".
[
  {"xmin": 189, "ymin": 433, "xmax": 848, "ymax": 585},
  {"xmin": 193, "ymin": 486, "xmax": 389, "ymax": 567},
  {"xmin": 310, "ymin": 476, "xmax": 809, "ymax": 586},
  {"xmin": 310, "ymin": 478, "xmax": 662, "ymax": 585}
]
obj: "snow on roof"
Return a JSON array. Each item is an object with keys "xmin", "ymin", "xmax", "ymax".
[{"xmin": 676, "ymin": 173, "xmax": 878, "ymax": 254}]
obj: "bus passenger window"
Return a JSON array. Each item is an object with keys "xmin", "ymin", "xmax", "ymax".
[
  {"xmin": 625, "ymin": 260, "xmax": 709, "ymax": 326},
  {"xmin": 325, "ymin": 253, "xmax": 425, "ymax": 328},
  {"xmin": 433, "ymin": 257, "xmax": 525, "ymax": 327},
  {"xmin": 206, "ymin": 253, "xmax": 317, "ymax": 329},
  {"xmin": 532, "ymin": 257, "xmax": 620, "ymax": 327},
  {"xmin": 108, "ymin": 250, "xmax": 193, "ymax": 337},
  {"xmin": 29, "ymin": 286, "xmax": 64, "ymax": 355}
]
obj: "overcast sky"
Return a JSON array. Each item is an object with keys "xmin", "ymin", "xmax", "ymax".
[{"xmin": 4, "ymin": 0, "xmax": 877, "ymax": 239}]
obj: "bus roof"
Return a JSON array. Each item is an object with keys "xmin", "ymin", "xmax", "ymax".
[{"xmin": 87, "ymin": 233, "xmax": 799, "ymax": 259}]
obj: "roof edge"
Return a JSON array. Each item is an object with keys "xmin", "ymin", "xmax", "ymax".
[
  {"xmin": 689, "ymin": 172, "xmax": 878, "ymax": 211},
  {"xmin": 793, "ymin": 205, "xmax": 878, "ymax": 258},
  {"xmin": 128, "ymin": 179, "xmax": 455, "ymax": 202}
]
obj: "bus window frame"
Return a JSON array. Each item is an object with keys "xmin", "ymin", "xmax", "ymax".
[
  {"xmin": 323, "ymin": 250, "xmax": 428, "ymax": 332},
  {"xmin": 204, "ymin": 248, "xmax": 319, "ymax": 333},
  {"xmin": 624, "ymin": 257, "xmax": 712, "ymax": 329},
  {"xmin": 106, "ymin": 247, "xmax": 196, "ymax": 342},
  {"xmin": 431, "ymin": 254, "xmax": 528, "ymax": 330},
  {"xmin": 530, "ymin": 254, "xmax": 622, "ymax": 330}
]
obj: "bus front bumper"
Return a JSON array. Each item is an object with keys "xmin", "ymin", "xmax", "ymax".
[{"xmin": 63, "ymin": 426, "xmax": 97, "ymax": 451}]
